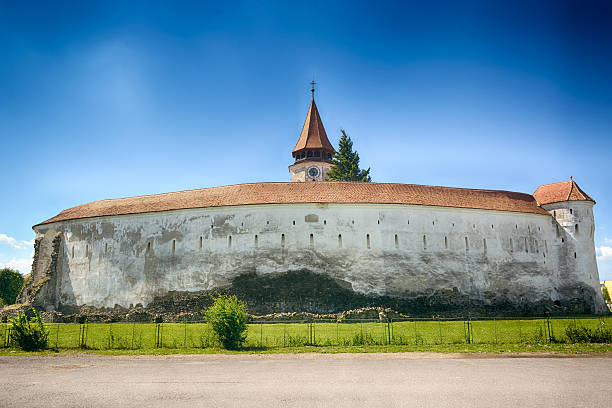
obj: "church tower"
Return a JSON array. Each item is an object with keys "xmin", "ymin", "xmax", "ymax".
[{"xmin": 289, "ymin": 83, "xmax": 336, "ymax": 182}]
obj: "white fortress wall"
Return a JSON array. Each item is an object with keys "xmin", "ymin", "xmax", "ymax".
[{"xmin": 31, "ymin": 202, "xmax": 601, "ymax": 311}]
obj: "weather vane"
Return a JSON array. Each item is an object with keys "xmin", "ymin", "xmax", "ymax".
[{"xmin": 310, "ymin": 80, "xmax": 316, "ymax": 98}]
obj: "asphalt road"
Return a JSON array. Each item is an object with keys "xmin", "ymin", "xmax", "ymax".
[{"xmin": 0, "ymin": 353, "xmax": 610, "ymax": 407}]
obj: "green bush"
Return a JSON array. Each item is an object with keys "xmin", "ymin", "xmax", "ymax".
[
  {"xmin": 9, "ymin": 309, "xmax": 49, "ymax": 351},
  {"xmin": 565, "ymin": 325, "xmax": 611, "ymax": 343},
  {"xmin": 204, "ymin": 295, "xmax": 248, "ymax": 349},
  {"xmin": 0, "ymin": 268, "xmax": 25, "ymax": 305}
]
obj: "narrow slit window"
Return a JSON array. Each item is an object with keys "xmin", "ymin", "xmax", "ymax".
[
  {"xmin": 292, "ymin": 220, "xmax": 296, "ymax": 225},
  {"xmin": 377, "ymin": 220, "xmax": 380, "ymax": 225},
  {"xmin": 310, "ymin": 233, "xmax": 314, "ymax": 247},
  {"xmin": 570, "ymin": 209, "xmax": 573, "ymax": 215},
  {"xmin": 525, "ymin": 237, "xmax": 528, "ymax": 253},
  {"xmin": 254, "ymin": 235, "xmax": 258, "ymax": 248},
  {"xmin": 172, "ymin": 240, "xmax": 176, "ymax": 254},
  {"xmin": 228, "ymin": 236, "xmax": 232, "ymax": 249},
  {"xmin": 575, "ymin": 224, "xmax": 579, "ymax": 235},
  {"xmin": 465, "ymin": 237, "xmax": 469, "ymax": 251},
  {"xmin": 556, "ymin": 224, "xmax": 560, "ymax": 237},
  {"xmin": 423, "ymin": 235, "xmax": 427, "ymax": 251},
  {"xmin": 394, "ymin": 234, "xmax": 399, "ymax": 249},
  {"xmin": 324, "ymin": 220, "xmax": 327, "ymax": 225},
  {"xmin": 510, "ymin": 238, "xmax": 514, "ymax": 252},
  {"xmin": 199, "ymin": 236, "xmax": 203, "ymax": 249},
  {"xmin": 281, "ymin": 234, "xmax": 286, "ymax": 247},
  {"xmin": 147, "ymin": 242, "xmax": 151, "ymax": 253},
  {"xmin": 86, "ymin": 245, "xmax": 89, "ymax": 257},
  {"xmin": 338, "ymin": 234, "xmax": 342, "ymax": 248},
  {"xmin": 366, "ymin": 234, "xmax": 371, "ymax": 249},
  {"xmin": 553, "ymin": 211, "xmax": 556, "ymax": 217},
  {"xmin": 483, "ymin": 238, "xmax": 487, "ymax": 254},
  {"xmin": 544, "ymin": 240, "xmax": 548, "ymax": 253},
  {"xmin": 105, "ymin": 243, "xmax": 108, "ymax": 254},
  {"xmin": 574, "ymin": 252, "xmax": 577, "ymax": 259},
  {"xmin": 535, "ymin": 240, "xmax": 539, "ymax": 253},
  {"xmin": 72, "ymin": 246, "xmax": 75, "ymax": 259},
  {"xmin": 444, "ymin": 236, "xmax": 448, "ymax": 249}
]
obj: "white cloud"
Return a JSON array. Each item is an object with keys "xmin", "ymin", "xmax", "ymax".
[
  {"xmin": 596, "ymin": 246, "xmax": 612, "ymax": 261},
  {"xmin": 0, "ymin": 258, "xmax": 32, "ymax": 275},
  {"xmin": 0, "ymin": 233, "xmax": 34, "ymax": 250}
]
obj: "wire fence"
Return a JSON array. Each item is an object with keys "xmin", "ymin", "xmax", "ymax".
[{"xmin": 1, "ymin": 316, "xmax": 610, "ymax": 350}]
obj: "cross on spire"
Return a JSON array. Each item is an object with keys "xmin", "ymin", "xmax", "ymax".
[{"xmin": 310, "ymin": 80, "xmax": 316, "ymax": 99}]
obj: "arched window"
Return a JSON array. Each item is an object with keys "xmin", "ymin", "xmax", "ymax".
[{"xmin": 310, "ymin": 233, "xmax": 314, "ymax": 247}]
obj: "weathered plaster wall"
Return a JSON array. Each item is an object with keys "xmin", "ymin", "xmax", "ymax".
[{"xmin": 29, "ymin": 202, "xmax": 607, "ymax": 314}]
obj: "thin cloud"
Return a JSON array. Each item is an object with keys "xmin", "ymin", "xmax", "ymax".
[
  {"xmin": 0, "ymin": 233, "xmax": 34, "ymax": 249},
  {"xmin": 0, "ymin": 258, "xmax": 32, "ymax": 275},
  {"xmin": 596, "ymin": 246, "xmax": 612, "ymax": 262}
]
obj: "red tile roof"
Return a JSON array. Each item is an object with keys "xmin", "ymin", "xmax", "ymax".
[
  {"xmin": 292, "ymin": 99, "xmax": 335, "ymax": 155},
  {"xmin": 35, "ymin": 182, "xmax": 549, "ymax": 227},
  {"xmin": 533, "ymin": 180, "xmax": 595, "ymax": 205}
]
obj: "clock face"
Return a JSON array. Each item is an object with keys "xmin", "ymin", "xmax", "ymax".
[{"xmin": 307, "ymin": 166, "xmax": 320, "ymax": 178}]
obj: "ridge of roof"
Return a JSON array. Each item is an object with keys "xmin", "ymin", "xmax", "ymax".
[
  {"xmin": 34, "ymin": 181, "xmax": 549, "ymax": 228},
  {"xmin": 533, "ymin": 180, "xmax": 595, "ymax": 205},
  {"xmin": 292, "ymin": 98, "xmax": 335, "ymax": 155}
]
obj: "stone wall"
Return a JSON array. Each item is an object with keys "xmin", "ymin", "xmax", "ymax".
[{"xmin": 22, "ymin": 202, "xmax": 608, "ymax": 315}]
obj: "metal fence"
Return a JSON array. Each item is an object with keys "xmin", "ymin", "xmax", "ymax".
[{"xmin": 1, "ymin": 316, "xmax": 610, "ymax": 350}]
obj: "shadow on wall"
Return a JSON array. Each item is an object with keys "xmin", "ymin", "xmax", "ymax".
[{"xmin": 145, "ymin": 269, "xmax": 600, "ymax": 317}]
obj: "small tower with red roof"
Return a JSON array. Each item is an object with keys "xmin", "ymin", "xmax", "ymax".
[{"xmin": 289, "ymin": 83, "xmax": 336, "ymax": 182}]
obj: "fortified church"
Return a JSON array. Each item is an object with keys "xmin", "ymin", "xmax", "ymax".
[{"xmin": 19, "ymin": 89, "xmax": 608, "ymax": 316}]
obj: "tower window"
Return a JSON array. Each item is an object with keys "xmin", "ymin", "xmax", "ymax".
[
  {"xmin": 307, "ymin": 151, "xmax": 313, "ymax": 157},
  {"xmin": 423, "ymin": 235, "xmax": 427, "ymax": 251},
  {"xmin": 281, "ymin": 234, "xmax": 286, "ymax": 247},
  {"xmin": 228, "ymin": 236, "xmax": 232, "ymax": 249},
  {"xmin": 575, "ymin": 224, "xmax": 579, "ymax": 235},
  {"xmin": 338, "ymin": 234, "xmax": 342, "ymax": 248},
  {"xmin": 574, "ymin": 252, "xmax": 577, "ymax": 259},
  {"xmin": 172, "ymin": 240, "xmax": 176, "ymax": 254},
  {"xmin": 105, "ymin": 243, "xmax": 108, "ymax": 254},
  {"xmin": 310, "ymin": 233, "xmax": 314, "ymax": 247},
  {"xmin": 510, "ymin": 238, "xmax": 514, "ymax": 253},
  {"xmin": 483, "ymin": 239, "xmax": 487, "ymax": 254},
  {"xmin": 378, "ymin": 220, "xmax": 380, "ymax": 225},
  {"xmin": 147, "ymin": 242, "xmax": 151, "ymax": 253},
  {"xmin": 254, "ymin": 235, "xmax": 258, "ymax": 248},
  {"xmin": 444, "ymin": 236, "xmax": 448, "ymax": 249},
  {"xmin": 324, "ymin": 220, "xmax": 327, "ymax": 225},
  {"xmin": 72, "ymin": 246, "xmax": 75, "ymax": 259},
  {"xmin": 394, "ymin": 234, "xmax": 399, "ymax": 249},
  {"xmin": 525, "ymin": 237, "xmax": 528, "ymax": 253},
  {"xmin": 314, "ymin": 151, "xmax": 320, "ymax": 157},
  {"xmin": 366, "ymin": 234, "xmax": 371, "ymax": 249},
  {"xmin": 553, "ymin": 211, "xmax": 556, "ymax": 217},
  {"xmin": 293, "ymin": 220, "xmax": 296, "ymax": 225},
  {"xmin": 570, "ymin": 209, "xmax": 573, "ymax": 215},
  {"xmin": 199, "ymin": 236, "xmax": 203, "ymax": 249},
  {"xmin": 465, "ymin": 237, "xmax": 469, "ymax": 251}
]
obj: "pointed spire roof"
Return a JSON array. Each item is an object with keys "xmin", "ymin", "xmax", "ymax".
[
  {"xmin": 292, "ymin": 98, "xmax": 335, "ymax": 156},
  {"xmin": 533, "ymin": 179, "xmax": 595, "ymax": 205}
]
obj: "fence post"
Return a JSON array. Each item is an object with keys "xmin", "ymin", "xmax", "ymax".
[
  {"xmin": 283, "ymin": 324, "xmax": 287, "ymax": 348},
  {"xmin": 131, "ymin": 323, "xmax": 135, "ymax": 350},
  {"xmin": 336, "ymin": 321, "xmax": 339, "ymax": 346},
  {"xmin": 518, "ymin": 319, "xmax": 522, "ymax": 343},
  {"xmin": 259, "ymin": 321, "xmax": 263, "ymax": 347},
  {"xmin": 55, "ymin": 324, "xmax": 60, "ymax": 350},
  {"xmin": 183, "ymin": 319, "xmax": 187, "ymax": 349},
  {"xmin": 494, "ymin": 318, "xmax": 498, "ymax": 345},
  {"xmin": 108, "ymin": 324, "xmax": 112, "ymax": 349},
  {"xmin": 438, "ymin": 319, "xmax": 443, "ymax": 344},
  {"xmin": 413, "ymin": 320, "xmax": 418, "ymax": 345}
]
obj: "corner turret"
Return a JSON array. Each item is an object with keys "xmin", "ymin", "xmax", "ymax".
[{"xmin": 534, "ymin": 179, "xmax": 607, "ymax": 313}]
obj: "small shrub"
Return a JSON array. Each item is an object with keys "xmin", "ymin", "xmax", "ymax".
[
  {"xmin": 565, "ymin": 325, "xmax": 612, "ymax": 343},
  {"xmin": 0, "ymin": 268, "xmax": 24, "ymax": 305},
  {"xmin": 204, "ymin": 295, "xmax": 248, "ymax": 350},
  {"xmin": 9, "ymin": 309, "xmax": 49, "ymax": 351}
]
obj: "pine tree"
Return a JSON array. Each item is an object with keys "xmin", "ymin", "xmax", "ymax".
[{"xmin": 326, "ymin": 130, "xmax": 371, "ymax": 182}]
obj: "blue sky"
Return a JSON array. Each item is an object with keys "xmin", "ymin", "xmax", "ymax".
[{"xmin": 1, "ymin": 0, "xmax": 611, "ymax": 278}]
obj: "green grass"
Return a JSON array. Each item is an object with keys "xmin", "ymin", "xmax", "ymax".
[{"xmin": 1, "ymin": 317, "xmax": 610, "ymax": 354}]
